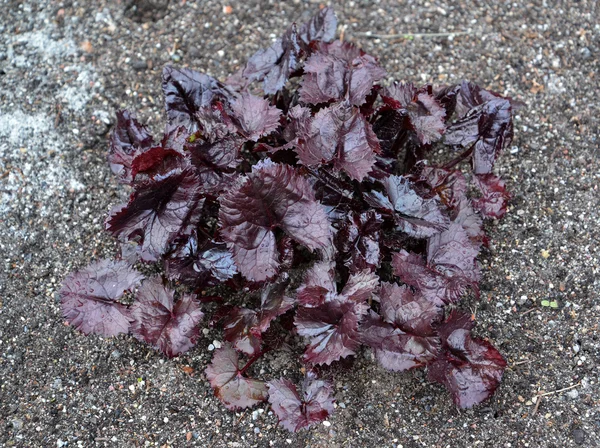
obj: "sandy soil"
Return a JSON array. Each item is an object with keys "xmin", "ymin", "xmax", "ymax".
[{"xmin": 0, "ymin": 1, "xmax": 598, "ymax": 447}]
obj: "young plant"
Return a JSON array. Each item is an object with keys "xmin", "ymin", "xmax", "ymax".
[{"xmin": 60, "ymin": 7, "xmax": 517, "ymax": 432}]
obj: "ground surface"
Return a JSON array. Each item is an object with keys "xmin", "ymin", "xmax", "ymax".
[{"xmin": 1, "ymin": 0, "xmax": 599, "ymax": 447}]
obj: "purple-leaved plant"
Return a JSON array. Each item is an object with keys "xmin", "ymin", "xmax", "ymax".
[{"xmin": 60, "ymin": 7, "xmax": 516, "ymax": 432}]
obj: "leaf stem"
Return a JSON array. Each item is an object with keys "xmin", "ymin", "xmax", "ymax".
[
  {"xmin": 442, "ymin": 142, "xmax": 476, "ymax": 170},
  {"xmin": 239, "ymin": 351, "xmax": 265, "ymax": 376}
]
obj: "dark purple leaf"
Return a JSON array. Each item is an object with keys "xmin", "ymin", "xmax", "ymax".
[
  {"xmin": 471, "ymin": 174, "xmax": 510, "ymax": 219},
  {"xmin": 165, "ymin": 231, "xmax": 237, "ymax": 288},
  {"xmin": 339, "ymin": 270, "xmax": 379, "ymax": 302},
  {"xmin": 106, "ymin": 168, "xmax": 205, "ymax": 262},
  {"xmin": 445, "ymin": 98, "xmax": 513, "ymax": 174},
  {"xmin": 296, "ymin": 261, "xmax": 337, "ymax": 307},
  {"xmin": 267, "ymin": 373, "xmax": 335, "ymax": 432},
  {"xmin": 219, "ymin": 160, "xmax": 331, "ymax": 282},
  {"xmin": 360, "ymin": 311, "xmax": 440, "ymax": 371},
  {"xmin": 130, "ymin": 277, "xmax": 204, "ymax": 357},
  {"xmin": 392, "ymin": 248, "xmax": 474, "ymax": 306},
  {"xmin": 292, "ymin": 103, "xmax": 380, "ymax": 181},
  {"xmin": 241, "ymin": 24, "xmax": 301, "ymax": 95},
  {"xmin": 408, "ymin": 93, "xmax": 446, "ymax": 145},
  {"xmin": 187, "ymin": 136, "xmax": 242, "ymax": 195},
  {"xmin": 298, "ymin": 7, "xmax": 337, "ymax": 46},
  {"xmin": 434, "ymin": 84, "xmax": 461, "ymax": 119},
  {"xmin": 384, "ymin": 83, "xmax": 446, "ymax": 145},
  {"xmin": 224, "ymin": 280, "xmax": 295, "ymax": 355},
  {"xmin": 230, "ymin": 92, "xmax": 282, "ymax": 141},
  {"xmin": 109, "ymin": 110, "xmax": 154, "ymax": 184},
  {"xmin": 427, "ymin": 311, "xmax": 507, "ymax": 408},
  {"xmin": 335, "ymin": 211, "xmax": 382, "ymax": 274},
  {"xmin": 453, "ymin": 199, "xmax": 485, "ymax": 242},
  {"xmin": 205, "ymin": 343, "xmax": 268, "ymax": 410},
  {"xmin": 367, "ymin": 175, "xmax": 449, "ymax": 238},
  {"xmin": 454, "ymin": 80, "xmax": 510, "ymax": 117},
  {"xmin": 300, "ymin": 45, "xmax": 386, "ymax": 106},
  {"xmin": 194, "ymin": 101, "xmax": 238, "ymax": 143},
  {"xmin": 162, "ymin": 66, "xmax": 232, "ymax": 132},
  {"xmin": 295, "ymin": 298, "xmax": 369, "ymax": 365},
  {"xmin": 60, "ymin": 259, "xmax": 144, "ymax": 337},
  {"xmin": 427, "ymin": 223, "xmax": 480, "ymax": 284},
  {"xmin": 417, "ymin": 167, "xmax": 467, "ymax": 209},
  {"xmin": 378, "ymin": 282, "xmax": 442, "ymax": 334}
]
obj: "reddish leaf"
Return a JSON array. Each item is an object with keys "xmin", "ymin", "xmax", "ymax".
[
  {"xmin": 205, "ymin": 344, "xmax": 268, "ymax": 410},
  {"xmin": 417, "ymin": 167, "xmax": 467, "ymax": 210},
  {"xmin": 471, "ymin": 174, "xmax": 510, "ymax": 219},
  {"xmin": 295, "ymin": 298, "xmax": 369, "ymax": 365},
  {"xmin": 230, "ymin": 93, "xmax": 282, "ymax": 141},
  {"xmin": 219, "ymin": 160, "xmax": 331, "ymax": 282},
  {"xmin": 292, "ymin": 103, "xmax": 380, "ymax": 181},
  {"xmin": 296, "ymin": 261, "xmax": 337, "ymax": 307},
  {"xmin": 106, "ymin": 168, "xmax": 205, "ymax": 262},
  {"xmin": 60, "ymin": 259, "xmax": 144, "ymax": 337},
  {"xmin": 267, "ymin": 373, "xmax": 335, "ymax": 432},
  {"xmin": 392, "ymin": 249, "xmax": 472, "ymax": 306},
  {"xmin": 428, "ymin": 312, "xmax": 507, "ymax": 408},
  {"xmin": 130, "ymin": 146, "xmax": 186, "ymax": 181},
  {"xmin": 130, "ymin": 277, "xmax": 204, "ymax": 357},
  {"xmin": 339, "ymin": 270, "xmax": 380, "ymax": 302}
]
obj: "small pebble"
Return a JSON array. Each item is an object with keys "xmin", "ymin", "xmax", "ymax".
[
  {"xmin": 566, "ymin": 389, "xmax": 579, "ymax": 400},
  {"xmin": 572, "ymin": 428, "xmax": 586, "ymax": 445},
  {"xmin": 131, "ymin": 60, "xmax": 148, "ymax": 71}
]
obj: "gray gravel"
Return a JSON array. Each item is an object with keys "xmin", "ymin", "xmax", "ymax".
[{"xmin": 1, "ymin": 0, "xmax": 599, "ymax": 447}]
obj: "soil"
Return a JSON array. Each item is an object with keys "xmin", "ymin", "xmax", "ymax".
[{"xmin": 0, "ymin": 1, "xmax": 598, "ymax": 447}]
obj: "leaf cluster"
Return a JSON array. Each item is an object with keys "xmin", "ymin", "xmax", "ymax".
[{"xmin": 60, "ymin": 8, "xmax": 516, "ymax": 431}]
